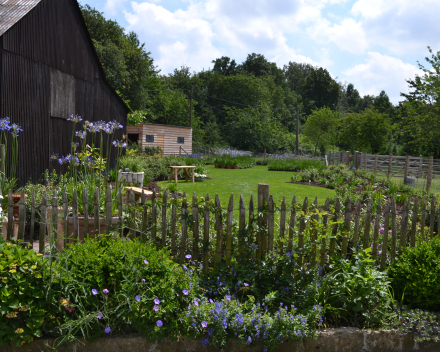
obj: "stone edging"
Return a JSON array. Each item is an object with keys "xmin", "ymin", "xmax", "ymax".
[{"xmin": 3, "ymin": 327, "xmax": 440, "ymax": 352}]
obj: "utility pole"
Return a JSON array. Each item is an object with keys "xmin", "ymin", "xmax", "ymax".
[
  {"xmin": 189, "ymin": 86, "xmax": 193, "ymax": 128},
  {"xmin": 296, "ymin": 105, "xmax": 300, "ymax": 155}
]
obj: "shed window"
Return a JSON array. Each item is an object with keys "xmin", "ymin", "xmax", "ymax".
[
  {"xmin": 177, "ymin": 137, "xmax": 185, "ymax": 144},
  {"xmin": 146, "ymin": 135, "xmax": 154, "ymax": 142}
]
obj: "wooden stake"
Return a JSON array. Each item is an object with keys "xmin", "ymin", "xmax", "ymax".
[{"xmin": 226, "ymin": 194, "xmax": 233, "ymax": 266}]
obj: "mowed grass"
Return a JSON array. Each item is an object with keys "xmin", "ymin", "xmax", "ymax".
[{"xmin": 157, "ymin": 165, "xmax": 335, "ymax": 209}]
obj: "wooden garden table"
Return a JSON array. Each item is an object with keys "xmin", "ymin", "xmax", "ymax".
[
  {"xmin": 124, "ymin": 187, "xmax": 153, "ymax": 203},
  {"xmin": 168, "ymin": 165, "xmax": 196, "ymax": 183}
]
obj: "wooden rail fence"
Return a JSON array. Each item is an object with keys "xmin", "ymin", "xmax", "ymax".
[{"xmin": 2, "ymin": 184, "xmax": 438, "ymax": 273}]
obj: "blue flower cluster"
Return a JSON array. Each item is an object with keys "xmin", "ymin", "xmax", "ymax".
[
  {"xmin": 214, "ymin": 148, "xmax": 252, "ymax": 157},
  {"xmin": 0, "ymin": 117, "xmax": 23, "ymax": 137}
]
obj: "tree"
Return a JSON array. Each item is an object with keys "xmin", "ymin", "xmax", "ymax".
[
  {"xmin": 211, "ymin": 56, "xmax": 238, "ymax": 76},
  {"xmin": 338, "ymin": 108, "xmax": 390, "ymax": 153},
  {"xmin": 303, "ymin": 107, "xmax": 339, "ymax": 155},
  {"xmin": 283, "ymin": 62, "xmax": 314, "ymax": 92},
  {"xmin": 240, "ymin": 53, "xmax": 285, "ymax": 86}
]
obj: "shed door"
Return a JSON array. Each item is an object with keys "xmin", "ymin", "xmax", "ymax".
[{"xmin": 157, "ymin": 135, "xmax": 164, "ymax": 154}]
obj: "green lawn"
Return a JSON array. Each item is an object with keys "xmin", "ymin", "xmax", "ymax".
[{"xmin": 157, "ymin": 165, "xmax": 335, "ymax": 209}]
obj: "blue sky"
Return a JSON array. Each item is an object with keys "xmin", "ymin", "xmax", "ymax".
[{"xmin": 79, "ymin": 0, "xmax": 440, "ymax": 104}]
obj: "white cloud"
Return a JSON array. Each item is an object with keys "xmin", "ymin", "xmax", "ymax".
[
  {"xmin": 342, "ymin": 52, "xmax": 422, "ymax": 103},
  {"xmin": 104, "ymin": 0, "xmax": 129, "ymax": 16}
]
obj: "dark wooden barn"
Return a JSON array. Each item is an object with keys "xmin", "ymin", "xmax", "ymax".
[{"xmin": 0, "ymin": 0, "xmax": 129, "ymax": 185}]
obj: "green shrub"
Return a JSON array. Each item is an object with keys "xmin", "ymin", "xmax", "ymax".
[
  {"xmin": 144, "ymin": 146, "xmax": 162, "ymax": 156},
  {"xmin": 267, "ymin": 159, "xmax": 324, "ymax": 172},
  {"xmin": 0, "ymin": 239, "xmax": 49, "ymax": 346},
  {"xmin": 388, "ymin": 238, "xmax": 440, "ymax": 310},
  {"xmin": 50, "ymin": 236, "xmax": 198, "ymax": 342}
]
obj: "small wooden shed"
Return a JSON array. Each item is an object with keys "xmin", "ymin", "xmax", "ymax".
[
  {"xmin": 127, "ymin": 124, "xmax": 192, "ymax": 156},
  {"xmin": 0, "ymin": 0, "xmax": 129, "ymax": 185}
]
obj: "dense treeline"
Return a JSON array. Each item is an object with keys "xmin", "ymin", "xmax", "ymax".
[{"xmin": 81, "ymin": 5, "xmax": 440, "ymax": 158}]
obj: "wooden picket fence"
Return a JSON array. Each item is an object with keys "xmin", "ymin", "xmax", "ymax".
[
  {"xmin": 327, "ymin": 151, "xmax": 440, "ymax": 192},
  {"xmin": 2, "ymin": 184, "xmax": 439, "ymax": 273}
]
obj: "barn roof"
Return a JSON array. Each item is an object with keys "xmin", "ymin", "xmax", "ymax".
[{"xmin": 0, "ymin": 0, "xmax": 41, "ymax": 36}]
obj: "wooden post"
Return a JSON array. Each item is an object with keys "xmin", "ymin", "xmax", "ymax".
[
  {"xmin": 94, "ymin": 187, "xmax": 100, "ymax": 236},
  {"xmin": 363, "ymin": 152, "xmax": 367, "ymax": 170},
  {"xmin": 179, "ymin": 193, "xmax": 188, "ymax": 264},
  {"xmin": 329, "ymin": 198, "xmax": 340, "ymax": 261},
  {"xmin": 353, "ymin": 199, "xmax": 361, "ymax": 249},
  {"xmin": 257, "ymin": 183, "xmax": 269, "ymax": 260},
  {"xmin": 387, "ymin": 154, "xmax": 393, "ymax": 179},
  {"xmin": 374, "ymin": 154, "xmax": 378, "ymax": 175},
  {"xmin": 72, "ymin": 189, "xmax": 78, "ymax": 241},
  {"xmin": 203, "ymin": 194, "xmax": 210, "ymax": 274},
  {"xmin": 238, "ymin": 195, "xmax": 246, "ymax": 258},
  {"xmin": 0, "ymin": 144, "xmax": 5, "ymax": 178},
  {"xmin": 105, "ymin": 186, "xmax": 112, "ymax": 234},
  {"xmin": 267, "ymin": 196, "xmax": 275, "ymax": 252},
  {"xmin": 430, "ymin": 196, "xmax": 436, "ymax": 238},
  {"xmin": 342, "ymin": 198, "xmax": 351, "ymax": 256},
  {"xmin": 249, "ymin": 195, "xmax": 254, "ymax": 244},
  {"xmin": 63, "ymin": 190, "xmax": 68, "ymax": 247},
  {"xmin": 320, "ymin": 198, "xmax": 330, "ymax": 268},
  {"xmin": 363, "ymin": 200, "xmax": 373, "ymax": 250},
  {"xmin": 346, "ymin": 151, "xmax": 350, "ymax": 166},
  {"xmin": 298, "ymin": 197, "xmax": 308, "ymax": 267},
  {"xmin": 50, "ymin": 189, "xmax": 57, "ymax": 245},
  {"xmin": 162, "ymin": 190, "xmax": 168, "ymax": 247},
  {"xmin": 418, "ymin": 155, "xmax": 423, "ymax": 178},
  {"xmin": 192, "ymin": 192, "xmax": 199, "ymax": 260},
  {"xmin": 421, "ymin": 196, "xmax": 427, "ymax": 240},
  {"xmin": 83, "ymin": 189, "xmax": 89, "ymax": 237},
  {"xmin": 372, "ymin": 199, "xmax": 381, "ymax": 261},
  {"xmin": 391, "ymin": 198, "xmax": 397, "ymax": 260},
  {"xmin": 427, "ymin": 156, "xmax": 434, "ymax": 192},
  {"xmin": 288, "ymin": 196, "xmax": 296, "ymax": 253},
  {"xmin": 279, "ymin": 197, "xmax": 286, "ymax": 254},
  {"xmin": 354, "ymin": 151, "xmax": 358, "ymax": 169},
  {"xmin": 18, "ymin": 189, "xmax": 26, "ymax": 240},
  {"xmin": 118, "ymin": 187, "xmax": 123, "ymax": 237},
  {"xmin": 171, "ymin": 193, "xmax": 177, "ymax": 255},
  {"xmin": 403, "ymin": 155, "xmax": 410, "ymax": 185},
  {"xmin": 7, "ymin": 189, "xmax": 12, "ymax": 239},
  {"xmin": 30, "ymin": 189, "xmax": 35, "ymax": 248},
  {"xmin": 410, "ymin": 197, "xmax": 419, "ymax": 247},
  {"xmin": 151, "ymin": 189, "xmax": 157, "ymax": 243},
  {"xmin": 214, "ymin": 194, "xmax": 223, "ymax": 265},
  {"xmin": 400, "ymin": 198, "xmax": 409, "ymax": 249},
  {"xmin": 226, "ymin": 194, "xmax": 233, "ymax": 266},
  {"xmin": 380, "ymin": 200, "xmax": 390, "ymax": 271},
  {"xmin": 128, "ymin": 189, "xmax": 135, "ymax": 239},
  {"xmin": 39, "ymin": 192, "xmax": 47, "ymax": 254}
]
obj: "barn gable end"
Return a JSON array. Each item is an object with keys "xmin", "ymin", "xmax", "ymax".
[{"xmin": 0, "ymin": 0, "xmax": 129, "ymax": 184}]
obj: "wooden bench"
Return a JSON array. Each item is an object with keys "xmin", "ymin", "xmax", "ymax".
[
  {"xmin": 168, "ymin": 165, "xmax": 196, "ymax": 183},
  {"xmin": 124, "ymin": 187, "xmax": 154, "ymax": 203}
]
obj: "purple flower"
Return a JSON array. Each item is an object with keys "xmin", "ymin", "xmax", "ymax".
[
  {"xmin": 380, "ymin": 227, "xmax": 384, "ymax": 235},
  {"xmin": 183, "ymin": 265, "xmax": 188, "ymax": 270},
  {"xmin": 201, "ymin": 321, "xmax": 208, "ymax": 328},
  {"xmin": 103, "ymin": 289, "xmax": 109, "ymax": 294},
  {"xmin": 185, "ymin": 254, "xmax": 192, "ymax": 259},
  {"xmin": 194, "ymin": 300, "xmax": 199, "ymax": 306},
  {"xmin": 153, "ymin": 305, "xmax": 159, "ymax": 311},
  {"xmin": 97, "ymin": 312, "xmax": 103, "ymax": 319},
  {"xmin": 183, "ymin": 289, "xmax": 189, "ymax": 295},
  {"xmin": 154, "ymin": 298, "xmax": 160, "ymax": 305},
  {"xmin": 226, "ymin": 295, "xmax": 231, "ymax": 301},
  {"xmin": 156, "ymin": 320, "xmax": 163, "ymax": 327},
  {"xmin": 105, "ymin": 327, "xmax": 111, "ymax": 333},
  {"xmin": 135, "ymin": 295, "xmax": 141, "ymax": 302},
  {"xmin": 143, "ymin": 260, "xmax": 149, "ymax": 265},
  {"xmin": 209, "ymin": 299, "xmax": 214, "ymax": 303},
  {"xmin": 243, "ymin": 283, "xmax": 249, "ymax": 287},
  {"xmin": 92, "ymin": 289, "xmax": 98, "ymax": 295},
  {"xmin": 141, "ymin": 279, "xmax": 146, "ymax": 283}
]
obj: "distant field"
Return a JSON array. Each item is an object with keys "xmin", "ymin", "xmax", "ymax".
[{"xmin": 157, "ymin": 165, "xmax": 335, "ymax": 209}]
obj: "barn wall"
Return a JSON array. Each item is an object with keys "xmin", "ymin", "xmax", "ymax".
[
  {"xmin": 127, "ymin": 124, "xmax": 193, "ymax": 156},
  {"xmin": 0, "ymin": 0, "xmax": 128, "ymax": 184}
]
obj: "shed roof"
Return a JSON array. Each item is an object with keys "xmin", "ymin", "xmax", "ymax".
[{"xmin": 0, "ymin": 0, "xmax": 41, "ymax": 36}]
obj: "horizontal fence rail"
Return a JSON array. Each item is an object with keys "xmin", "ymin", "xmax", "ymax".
[{"xmin": 1, "ymin": 184, "xmax": 439, "ymax": 275}]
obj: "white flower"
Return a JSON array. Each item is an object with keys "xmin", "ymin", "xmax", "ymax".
[{"xmin": 195, "ymin": 173, "xmax": 207, "ymax": 178}]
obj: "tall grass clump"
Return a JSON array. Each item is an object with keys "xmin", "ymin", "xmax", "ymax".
[{"xmin": 267, "ymin": 158, "xmax": 325, "ymax": 172}]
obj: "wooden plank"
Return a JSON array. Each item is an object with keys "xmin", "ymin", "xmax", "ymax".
[
  {"xmin": 94, "ymin": 187, "xmax": 99, "ymax": 236},
  {"xmin": 353, "ymin": 199, "xmax": 361, "ymax": 249},
  {"xmin": 203, "ymin": 194, "xmax": 210, "ymax": 274},
  {"xmin": 83, "ymin": 189, "xmax": 89, "ymax": 237},
  {"xmin": 179, "ymin": 193, "xmax": 188, "ymax": 264},
  {"xmin": 410, "ymin": 197, "xmax": 419, "ymax": 247},
  {"xmin": 51, "ymin": 189, "xmax": 57, "ymax": 245},
  {"xmin": 226, "ymin": 194, "xmax": 233, "ymax": 266},
  {"xmin": 329, "ymin": 198, "xmax": 340, "ymax": 260},
  {"xmin": 18, "ymin": 189, "xmax": 26, "ymax": 240},
  {"xmin": 288, "ymin": 196, "xmax": 296, "ymax": 253},
  {"xmin": 151, "ymin": 189, "xmax": 157, "ymax": 243},
  {"xmin": 391, "ymin": 198, "xmax": 397, "ymax": 260},
  {"xmin": 279, "ymin": 197, "xmax": 286, "ymax": 254},
  {"xmin": 257, "ymin": 184, "xmax": 269, "ymax": 260},
  {"xmin": 106, "ymin": 186, "xmax": 112, "ymax": 234},
  {"xmin": 421, "ymin": 196, "xmax": 427, "ymax": 239},
  {"xmin": 298, "ymin": 197, "xmax": 308, "ymax": 267},
  {"xmin": 214, "ymin": 194, "xmax": 223, "ymax": 265},
  {"xmin": 267, "ymin": 195, "xmax": 275, "ymax": 252},
  {"xmin": 171, "ymin": 193, "xmax": 177, "ymax": 255},
  {"xmin": 380, "ymin": 200, "xmax": 390, "ymax": 270},
  {"xmin": 192, "ymin": 192, "xmax": 199, "ymax": 260},
  {"xmin": 63, "ymin": 190, "xmax": 68, "ymax": 247},
  {"xmin": 342, "ymin": 198, "xmax": 351, "ymax": 257},
  {"xmin": 118, "ymin": 187, "xmax": 123, "ymax": 237},
  {"xmin": 129, "ymin": 189, "xmax": 135, "ymax": 240},
  {"xmin": 320, "ymin": 197, "xmax": 330, "ymax": 268},
  {"xmin": 72, "ymin": 189, "xmax": 78, "ymax": 242},
  {"xmin": 162, "ymin": 190, "xmax": 168, "ymax": 247},
  {"xmin": 372, "ymin": 199, "xmax": 381, "ymax": 261},
  {"xmin": 30, "ymin": 189, "xmax": 35, "ymax": 248},
  {"xmin": 238, "ymin": 194, "xmax": 246, "ymax": 258},
  {"xmin": 249, "ymin": 195, "xmax": 254, "ymax": 249},
  {"xmin": 400, "ymin": 198, "xmax": 409, "ymax": 249},
  {"xmin": 7, "ymin": 189, "xmax": 12, "ymax": 240},
  {"xmin": 430, "ymin": 196, "xmax": 435, "ymax": 238},
  {"xmin": 39, "ymin": 191, "xmax": 47, "ymax": 254},
  {"xmin": 363, "ymin": 200, "xmax": 373, "ymax": 250}
]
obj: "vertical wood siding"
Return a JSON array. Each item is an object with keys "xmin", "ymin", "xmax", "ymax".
[{"xmin": 0, "ymin": 0, "xmax": 128, "ymax": 185}]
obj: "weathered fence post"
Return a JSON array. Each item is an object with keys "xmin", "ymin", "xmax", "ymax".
[
  {"xmin": 372, "ymin": 199, "xmax": 381, "ymax": 261},
  {"xmin": 387, "ymin": 154, "xmax": 393, "ymax": 179},
  {"xmin": 329, "ymin": 198, "xmax": 340, "ymax": 261},
  {"xmin": 346, "ymin": 151, "xmax": 350, "ymax": 166},
  {"xmin": 203, "ymin": 194, "xmax": 210, "ymax": 274},
  {"xmin": 363, "ymin": 200, "xmax": 373, "ymax": 250},
  {"xmin": 151, "ymin": 189, "xmax": 157, "ymax": 243},
  {"xmin": 421, "ymin": 196, "xmax": 427, "ymax": 240},
  {"xmin": 238, "ymin": 195, "xmax": 246, "ymax": 259},
  {"xmin": 288, "ymin": 196, "xmax": 296, "ymax": 253},
  {"xmin": 404, "ymin": 155, "xmax": 410, "ymax": 185},
  {"xmin": 248, "ymin": 195, "xmax": 254, "ymax": 242},
  {"xmin": 63, "ymin": 190, "xmax": 68, "ymax": 247},
  {"xmin": 105, "ymin": 186, "xmax": 112, "ymax": 234},
  {"xmin": 83, "ymin": 189, "xmax": 89, "ymax": 238},
  {"xmin": 391, "ymin": 198, "xmax": 397, "ymax": 260},
  {"xmin": 342, "ymin": 198, "xmax": 351, "ymax": 256},
  {"xmin": 118, "ymin": 187, "xmax": 123, "ymax": 237},
  {"xmin": 374, "ymin": 154, "xmax": 378, "ymax": 175},
  {"xmin": 427, "ymin": 156, "xmax": 434, "ymax": 192},
  {"xmin": 51, "ymin": 189, "xmax": 57, "ymax": 246},
  {"xmin": 226, "ymin": 194, "xmax": 234, "ymax": 266},
  {"xmin": 162, "ymin": 190, "xmax": 168, "ymax": 247},
  {"xmin": 39, "ymin": 192, "xmax": 47, "ymax": 254},
  {"xmin": 380, "ymin": 200, "xmax": 391, "ymax": 271},
  {"xmin": 72, "ymin": 189, "xmax": 79, "ymax": 242},
  {"xmin": 400, "ymin": 198, "xmax": 409, "ymax": 249},
  {"xmin": 0, "ymin": 145, "xmax": 5, "ymax": 177},
  {"xmin": 430, "ymin": 196, "xmax": 435, "ymax": 238},
  {"xmin": 320, "ymin": 197, "xmax": 330, "ymax": 268},
  {"xmin": 171, "ymin": 193, "xmax": 177, "ymax": 255},
  {"xmin": 214, "ymin": 194, "xmax": 223, "ymax": 265},
  {"xmin": 354, "ymin": 151, "xmax": 359, "ymax": 169},
  {"xmin": 353, "ymin": 199, "xmax": 361, "ymax": 249},
  {"xmin": 192, "ymin": 192, "xmax": 199, "ymax": 259},
  {"xmin": 257, "ymin": 184, "xmax": 269, "ymax": 260},
  {"xmin": 30, "ymin": 189, "xmax": 36, "ymax": 248},
  {"xmin": 298, "ymin": 197, "xmax": 308, "ymax": 267},
  {"xmin": 267, "ymin": 195, "xmax": 275, "ymax": 252},
  {"xmin": 7, "ymin": 189, "xmax": 13, "ymax": 240},
  {"xmin": 418, "ymin": 155, "xmax": 423, "ymax": 178},
  {"xmin": 18, "ymin": 189, "xmax": 26, "ymax": 241},
  {"xmin": 128, "ymin": 189, "xmax": 135, "ymax": 239},
  {"xmin": 279, "ymin": 197, "xmax": 286, "ymax": 254},
  {"xmin": 94, "ymin": 187, "xmax": 99, "ymax": 236},
  {"xmin": 179, "ymin": 192, "xmax": 188, "ymax": 264},
  {"xmin": 410, "ymin": 197, "xmax": 419, "ymax": 247}
]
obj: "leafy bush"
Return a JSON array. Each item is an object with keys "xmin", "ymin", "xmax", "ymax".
[
  {"xmin": 50, "ymin": 236, "xmax": 199, "ymax": 343},
  {"xmin": 388, "ymin": 238, "xmax": 440, "ymax": 310},
  {"xmin": 268, "ymin": 159, "xmax": 324, "ymax": 172},
  {"xmin": 144, "ymin": 146, "xmax": 162, "ymax": 156},
  {"xmin": 0, "ymin": 239, "xmax": 48, "ymax": 346}
]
